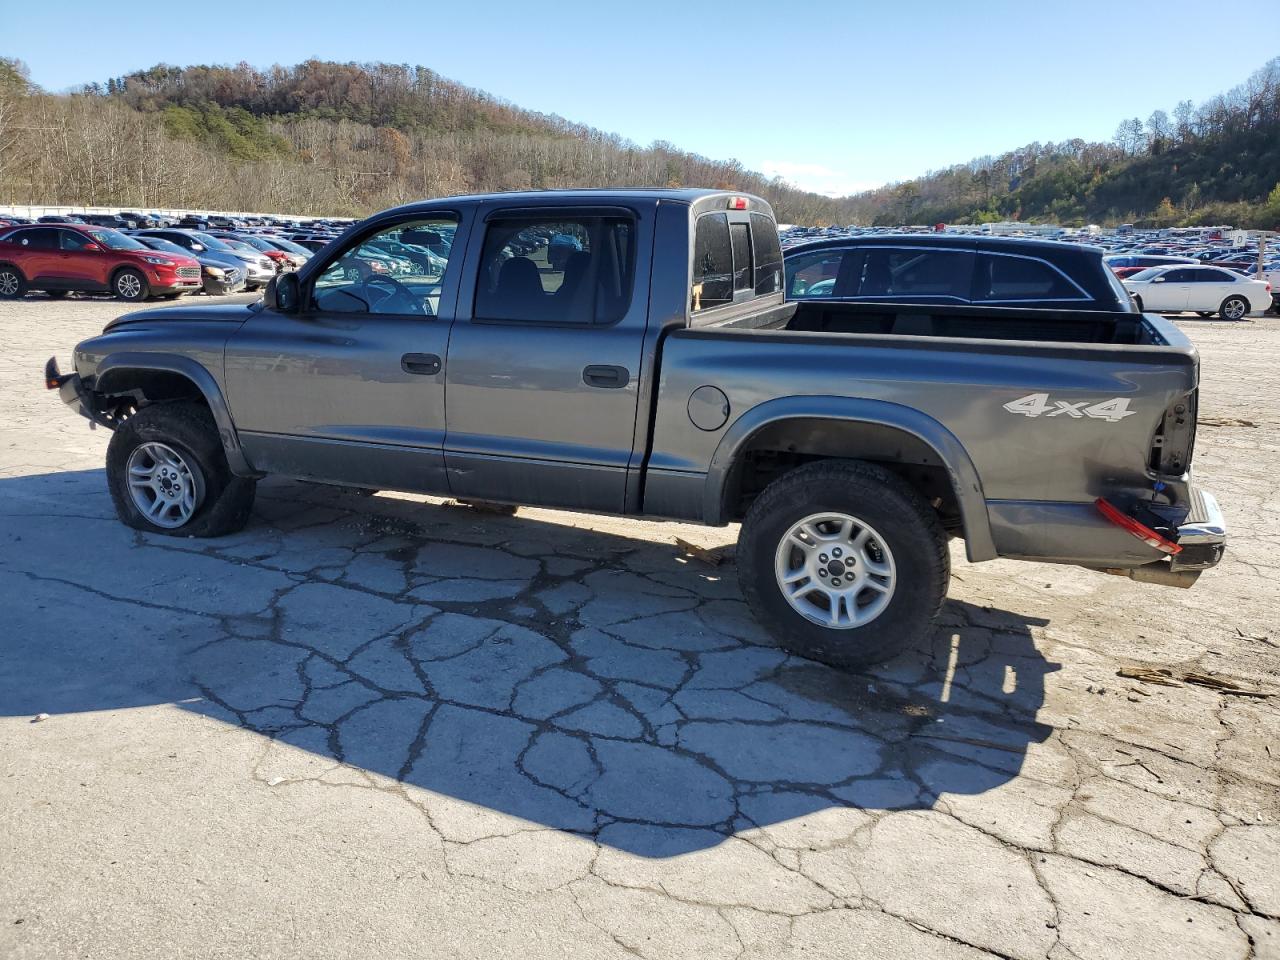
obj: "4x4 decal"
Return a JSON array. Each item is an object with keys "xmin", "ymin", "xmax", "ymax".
[{"xmin": 1003, "ymin": 393, "xmax": 1136, "ymax": 422}]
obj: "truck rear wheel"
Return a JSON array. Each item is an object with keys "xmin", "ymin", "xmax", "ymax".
[
  {"xmin": 737, "ymin": 459, "xmax": 949, "ymax": 669},
  {"xmin": 106, "ymin": 401, "xmax": 256, "ymax": 537}
]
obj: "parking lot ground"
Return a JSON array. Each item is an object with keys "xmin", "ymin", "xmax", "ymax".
[{"xmin": 1, "ymin": 293, "xmax": 1277, "ymax": 960}]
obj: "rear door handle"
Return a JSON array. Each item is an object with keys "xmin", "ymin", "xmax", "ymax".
[
  {"xmin": 583, "ymin": 364, "xmax": 630, "ymax": 389},
  {"xmin": 401, "ymin": 353, "xmax": 442, "ymax": 375}
]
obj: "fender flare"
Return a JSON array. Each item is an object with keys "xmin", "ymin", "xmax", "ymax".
[
  {"xmin": 704, "ymin": 395, "xmax": 996, "ymax": 562},
  {"xmin": 93, "ymin": 352, "xmax": 259, "ymax": 477}
]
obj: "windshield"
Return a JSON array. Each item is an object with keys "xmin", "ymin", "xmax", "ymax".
[
  {"xmin": 1126, "ymin": 267, "xmax": 1163, "ymax": 282},
  {"xmin": 89, "ymin": 229, "xmax": 146, "ymax": 251},
  {"xmin": 137, "ymin": 236, "xmax": 191, "ymax": 256},
  {"xmin": 263, "ymin": 236, "xmax": 311, "ymax": 255},
  {"xmin": 233, "ymin": 236, "xmax": 273, "ymax": 252},
  {"xmin": 220, "ymin": 238, "xmax": 258, "ymax": 254},
  {"xmin": 190, "ymin": 232, "xmax": 232, "ymax": 252}
]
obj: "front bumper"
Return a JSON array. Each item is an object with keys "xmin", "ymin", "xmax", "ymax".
[{"xmin": 44, "ymin": 358, "xmax": 113, "ymax": 429}]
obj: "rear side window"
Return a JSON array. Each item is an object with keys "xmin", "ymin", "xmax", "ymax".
[
  {"xmin": 1194, "ymin": 269, "xmax": 1233, "ymax": 282},
  {"xmin": 9, "ymin": 227, "xmax": 58, "ymax": 249},
  {"xmin": 475, "ymin": 215, "xmax": 635, "ymax": 324},
  {"xmin": 832, "ymin": 247, "xmax": 973, "ymax": 300},
  {"xmin": 751, "ymin": 214, "xmax": 783, "ymax": 295},
  {"xmin": 692, "ymin": 213, "xmax": 732, "ymax": 311},
  {"xmin": 976, "ymin": 254, "xmax": 1084, "ymax": 301}
]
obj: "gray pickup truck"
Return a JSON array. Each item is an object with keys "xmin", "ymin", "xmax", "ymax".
[{"xmin": 45, "ymin": 188, "xmax": 1226, "ymax": 667}]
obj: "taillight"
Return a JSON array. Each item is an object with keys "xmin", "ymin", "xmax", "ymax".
[{"xmin": 1096, "ymin": 498, "xmax": 1182, "ymax": 555}]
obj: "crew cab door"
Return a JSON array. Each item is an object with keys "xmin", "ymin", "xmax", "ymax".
[
  {"xmin": 443, "ymin": 205, "xmax": 650, "ymax": 512},
  {"xmin": 224, "ymin": 212, "xmax": 468, "ymax": 494}
]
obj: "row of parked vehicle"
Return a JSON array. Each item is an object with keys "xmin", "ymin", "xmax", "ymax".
[{"xmin": 0, "ymin": 209, "xmax": 469, "ymax": 302}]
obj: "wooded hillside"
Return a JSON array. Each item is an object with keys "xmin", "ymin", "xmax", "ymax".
[{"xmin": 2, "ymin": 56, "xmax": 1279, "ymax": 228}]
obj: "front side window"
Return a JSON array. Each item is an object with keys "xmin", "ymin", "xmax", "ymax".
[
  {"xmin": 692, "ymin": 213, "xmax": 732, "ymax": 311},
  {"xmin": 475, "ymin": 215, "xmax": 635, "ymax": 324},
  {"xmin": 1163, "ymin": 269, "xmax": 1197, "ymax": 282},
  {"xmin": 314, "ymin": 217, "xmax": 457, "ymax": 316},
  {"xmin": 976, "ymin": 254, "xmax": 1083, "ymax": 301},
  {"xmin": 60, "ymin": 230, "xmax": 95, "ymax": 251}
]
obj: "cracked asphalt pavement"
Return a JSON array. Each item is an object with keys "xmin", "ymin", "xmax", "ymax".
[{"xmin": 1, "ymin": 293, "xmax": 1278, "ymax": 959}]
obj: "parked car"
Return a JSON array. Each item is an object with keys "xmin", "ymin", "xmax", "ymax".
[
  {"xmin": 785, "ymin": 234, "xmax": 1133, "ymax": 312},
  {"xmin": 207, "ymin": 232, "xmax": 299, "ymax": 272},
  {"xmin": 132, "ymin": 229, "xmax": 260, "ymax": 290},
  {"xmin": 45, "ymin": 189, "xmax": 1224, "ymax": 671},
  {"xmin": 1103, "ymin": 254, "xmax": 1197, "ymax": 271},
  {"xmin": 37, "ymin": 214, "xmax": 85, "ymax": 224},
  {"xmin": 131, "ymin": 235, "xmax": 245, "ymax": 296},
  {"xmin": 0, "ymin": 224, "xmax": 200, "ymax": 301},
  {"xmin": 1122, "ymin": 265, "xmax": 1271, "ymax": 319},
  {"xmin": 83, "ymin": 213, "xmax": 137, "ymax": 230},
  {"xmin": 254, "ymin": 235, "xmax": 312, "ymax": 268}
]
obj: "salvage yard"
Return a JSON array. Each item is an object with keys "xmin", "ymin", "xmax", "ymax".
[{"xmin": 0, "ymin": 294, "xmax": 1277, "ymax": 959}]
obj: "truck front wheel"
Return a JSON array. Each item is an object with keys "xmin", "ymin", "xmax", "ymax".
[
  {"xmin": 106, "ymin": 401, "xmax": 256, "ymax": 537},
  {"xmin": 737, "ymin": 459, "xmax": 949, "ymax": 669}
]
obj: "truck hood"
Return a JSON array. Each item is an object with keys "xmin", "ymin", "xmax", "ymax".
[{"xmin": 103, "ymin": 302, "xmax": 260, "ymax": 333}]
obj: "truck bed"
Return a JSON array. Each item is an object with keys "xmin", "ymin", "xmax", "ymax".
[{"xmin": 726, "ymin": 299, "xmax": 1168, "ymax": 346}]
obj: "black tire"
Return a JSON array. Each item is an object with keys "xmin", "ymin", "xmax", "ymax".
[
  {"xmin": 1132, "ymin": 295, "xmax": 1143, "ymax": 313},
  {"xmin": 106, "ymin": 401, "xmax": 256, "ymax": 537},
  {"xmin": 1219, "ymin": 296, "xmax": 1249, "ymax": 321},
  {"xmin": 0, "ymin": 265, "xmax": 27, "ymax": 299},
  {"xmin": 45, "ymin": 289, "xmax": 70, "ymax": 299},
  {"xmin": 112, "ymin": 267, "xmax": 149, "ymax": 302},
  {"xmin": 737, "ymin": 459, "xmax": 949, "ymax": 669},
  {"xmin": 1195, "ymin": 311, "xmax": 1214, "ymax": 318}
]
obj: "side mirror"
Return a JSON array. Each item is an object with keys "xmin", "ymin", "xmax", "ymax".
[
  {"xmin": 1152, "ymin": 276, "xmax": 1166, "ymax": 283},
  {"xmin": 190, "ymin": 243, "xmax": 204, "ymax": 251},
  {"xmin": 267, "ymin": 272, "xmax": 301, "ymax": 313},
  {"xmin": 83, "ymin": 242, "xmax": 102, "ymax": 252}
]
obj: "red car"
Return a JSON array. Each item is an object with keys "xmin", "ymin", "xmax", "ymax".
[{"xmin": 0, "ymin": 224, "xmax": 201, "ymax": 302}]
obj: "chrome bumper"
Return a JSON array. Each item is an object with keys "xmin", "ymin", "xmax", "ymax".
[{"xmin": 1171, "ymin": 487, "xmax": 1226, "ymax": 571}]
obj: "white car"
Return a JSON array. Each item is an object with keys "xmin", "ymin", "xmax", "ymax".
[{"xmin": 1122, "ymin": 264, "xmax": 1272, "ymax": 320}]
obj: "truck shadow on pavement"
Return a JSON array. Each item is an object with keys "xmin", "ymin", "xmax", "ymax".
[{"xmin": 2, "ymin": 470, "xmax": 1059, "ymax": 857}]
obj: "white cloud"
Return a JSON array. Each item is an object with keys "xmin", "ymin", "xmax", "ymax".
[{"xmin": 758, "ymin": 161, "xmax": 883, "ymax": 198}]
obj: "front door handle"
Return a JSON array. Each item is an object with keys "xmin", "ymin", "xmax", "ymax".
[
  {"xmin": 583, "ymin": 364, "xmax": 630, "ymax": 389},
  {"xmin": 401, "ymin": 353, "xmax": 442, "ymax": 375}
]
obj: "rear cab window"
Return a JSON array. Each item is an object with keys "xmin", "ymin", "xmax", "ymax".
[{"xmin": 691, "ymin": 197, "xmax": 783, "ymax": 317}]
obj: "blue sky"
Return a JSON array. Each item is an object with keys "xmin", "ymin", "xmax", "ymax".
[{"xmin": 6, "ymin": 0, "xmax": 1277, "ymax": 196}]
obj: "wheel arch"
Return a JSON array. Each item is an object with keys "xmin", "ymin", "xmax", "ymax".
[
  {"xmin": 92, "ymin": 353, "xmax": 258, "ymax": 477},
  {"xmin": 705, "ymin": 396, "xmax": 996, "ymax": 562},
  {"xmin": 108, "ymin": 263, "xmax": 147, "ymax": 292}
]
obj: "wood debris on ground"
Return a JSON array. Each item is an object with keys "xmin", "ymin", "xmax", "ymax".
[{"xmin": 1117, "ymin": 666, "xmax": 1272, "ymax": 698}]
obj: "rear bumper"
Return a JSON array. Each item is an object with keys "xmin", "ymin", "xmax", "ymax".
[
  {"xmin": 987, "ymin": 485, "xmax": 1226, "ymax": 574},
  {"xmin": 1169, "ymin": 487, "xmax": 1226, "ymax": 571}
]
